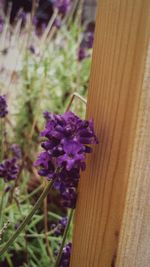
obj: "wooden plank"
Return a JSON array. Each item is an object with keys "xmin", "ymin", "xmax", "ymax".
[
  {"xmin": 116, "ymin": 45, "xmax": 150, "ymax": 267},
  {"xmin": 70, "ymin": 0, "xmax": 150, "ymax": 266}
]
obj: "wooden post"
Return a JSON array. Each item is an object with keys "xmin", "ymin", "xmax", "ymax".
[
  {"xmin": 70, "ymin": 0, "xmax": 150, "ymax": 267},
  {"xmin": 116, "ymin": 46, "xmax": 150, "ymax": 266}
]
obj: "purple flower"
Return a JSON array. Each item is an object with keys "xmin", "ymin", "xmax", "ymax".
[
  {"xmin": 35, "ymin": 111, "xmax": 98, "ymax": 208},
  {"xmin": 82, "ymin": 31, "xmax": 94, "ymax": 50},
  {"xmin": 0, "ymin": 95, "xmax": 8, "ymax": 118},
  {"xmin": 53, "ymin": 0, "xmax": 71, "ymax": 15},
  {"xmin": 41, "ymin": 111, "xmax": 98, "ymax": 146},
  {"xmin": 78, "ymin": 30, "xmax": 94, "ymax": 61},
  {"xmin": 35, "ymin": 151, "xmax": 51, "ymax": 168},
  {"xmin": 52, "ymin": 217, "xmax": 68, "ymax": 236},
  {"xmin": 57, "ymin": 242, "xmax": 72, "ymax": 267},
  {"xmin": 85, "ymin": 32, "xmax": 94, "ymax": 49},
  {"xmin": 10, "ymin": 144, "xmax": 22, "ymax": 160},
  {"xmin": 61, "ymin": 187, "xmax": 77, "ymax": 209},
  {"xmin": 54, "ymin": 168, "xmax": 79, "ymax": 191},
  {"xmin": 0, "ymin": 158, "xmax": 19, "ymax": 182},
  {"xmin": 53, "ymin": 168, "xmax": 79, "ymax": 208},
  {"xmin": 32, "ymin": 15, "xmax": 37, "ymax": 25},
  {"xmin": 18, "ymin": 10, "xmax": 26, "ymax": 24},
  {"xmin": 57, "ymin": 141, "xmax": 85, "ymax": 171},
  {"xmin": 43, "ymin": 110, "xmax": 53, "ymax": 121},
  {"xmin": 78, "ymin": 47, "xmax": 88, "ymax": 62},
  {"xmin": 59, "ymin": 217, "xmax": 68, "ymax": 228},
  {"xmin": 53, "ymin": 18, "xmax": 62, "ymax": 29},
  {"xmin": 0, "ymin": 17, "xmax": 4, "ymax": 33},
  {"xmin": 34, "ymin": 152, "xmax": 56, "ymax": 180}
]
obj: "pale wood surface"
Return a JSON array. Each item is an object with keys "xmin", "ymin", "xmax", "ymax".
[
  {"xmin": 70, "ymin": 0, "xmax": 150, "ymax": 266},
  {"xmin": 116, "ymin": 45, "xmax": 150, "ymax": 267}
]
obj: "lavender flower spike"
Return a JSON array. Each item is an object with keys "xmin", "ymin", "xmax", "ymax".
[
  {"xmin": 0, "ymin": 17, "xmax": 4, "ymax": 33},
  {"xmin": 10, "ymin": 144, "xmax": 22, "ymax": 160},
  {"xmin": 0, "ymin": 95, "xmax": 8, "ymax": 118},
  {"xmin": 35, "ymin": 111, "xmax": 98, "ymax": 209},
  {"xmin": 53, "ymin": 0, "xmax": 71, "ymax": 15},
  {"xmin": 0, "ymin": 158, "xmax": 19, "ymax": 182}
]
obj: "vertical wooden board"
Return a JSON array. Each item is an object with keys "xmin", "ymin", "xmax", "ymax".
[
  {"xmin": 116, "ymin": 45, "xmax": 150, "ymax": 267},
  {"xmin": 70, "ymin": 0, "xmax": 150, "ymax": 267}
]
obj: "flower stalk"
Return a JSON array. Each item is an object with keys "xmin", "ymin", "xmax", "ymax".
[
  {"xmin": 0, "ymin": 191, "xmax": 5, "ymax": 228},
  {"xmin": 55, "ymin": 208, "xmax": 74, "ymax": 267}
]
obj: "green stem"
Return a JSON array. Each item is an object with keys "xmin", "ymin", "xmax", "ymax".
[
  {"xmin": 5, "ymin": 184, "xmax": 43, "ymax": 213},
  {"xmin": 0, "ymin": 180, "xmax": 54, "ymax": 257},
  {"xmin": 0, "ymin": 192, "xmax": 5, "ymax": 228},
  {"xmin": 55, "ymin": 209, "xmax": 74, "ymax": 267},
  {"xmin": 5, "ymin": 253, "xmax": 14, "ymax": 267},
  {"xmin": 21, "ymin": 184, "xmax": 43, "ymax": 203},
  {"xmin": 13, "ymin": 196, "xmax": 29, "ymax": 265}
]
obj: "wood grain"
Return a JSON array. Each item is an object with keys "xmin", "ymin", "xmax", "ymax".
[
  {"xmin": 70, "ymin": 0, "xmax": 150, "ymax": 266},
  {"xmin": 116, "ymin": 44, "xmax": 150, "ymax": 267}
]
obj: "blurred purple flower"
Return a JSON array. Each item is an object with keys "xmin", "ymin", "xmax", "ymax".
[
  {"xmin": 78, "ymin": 47, "xmax": 88, "ymax": 62},
  {"xmin": 0, "ymin": 158, "xmax": 19, "ymax": 182},
  {"xmin": 18, "ymin": 10, "xmax": 26, "ymax": 24},
  {"xmin": 10, "ymin": 144, "xmax": 22, "ymax": 160},
  {"xmin": 53, "ymin": 18, "xmax": 62, "ymax": 29},
  {"xmin": 43, "ymin": 110, "xmax": 52, "ymax": 121},
  {"xmin": 32, "ymin": 16, "xmax": 38, "ymax": 26},
  {"xmin": 53, "ymin": 0, "xmax": 71, "ymax": 15},
  {"xmin": 57, "ymin": 242, "xmax": 72, "ymax": 267},
  {"xmin": 35, "ymin": 111, "xmax": 98, "ymax": 208},
  {"xmin": 0, "ymin": 95, "xmax": 8, "ymax": 118},
  {"xmin": 85, "ymin": 31, "xmax": 94, "ymax": 49},
  {"xmin": 52, "ymin": 217, "xmax": 68, "ymax": 236},
  {"xmin": 59, "ymin": 216, "xmax": 68, "ymax": 228},
  {"xmin": 34, "ymin": 21, "xmax": 47, "ymax": 36},
  {"xmin": 78, "ymin": 30, "xmax": 95, "ymax": 61},
  {"xmin": 0, "ymin": 17, "xmax": 4, "ymax": 33}
]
